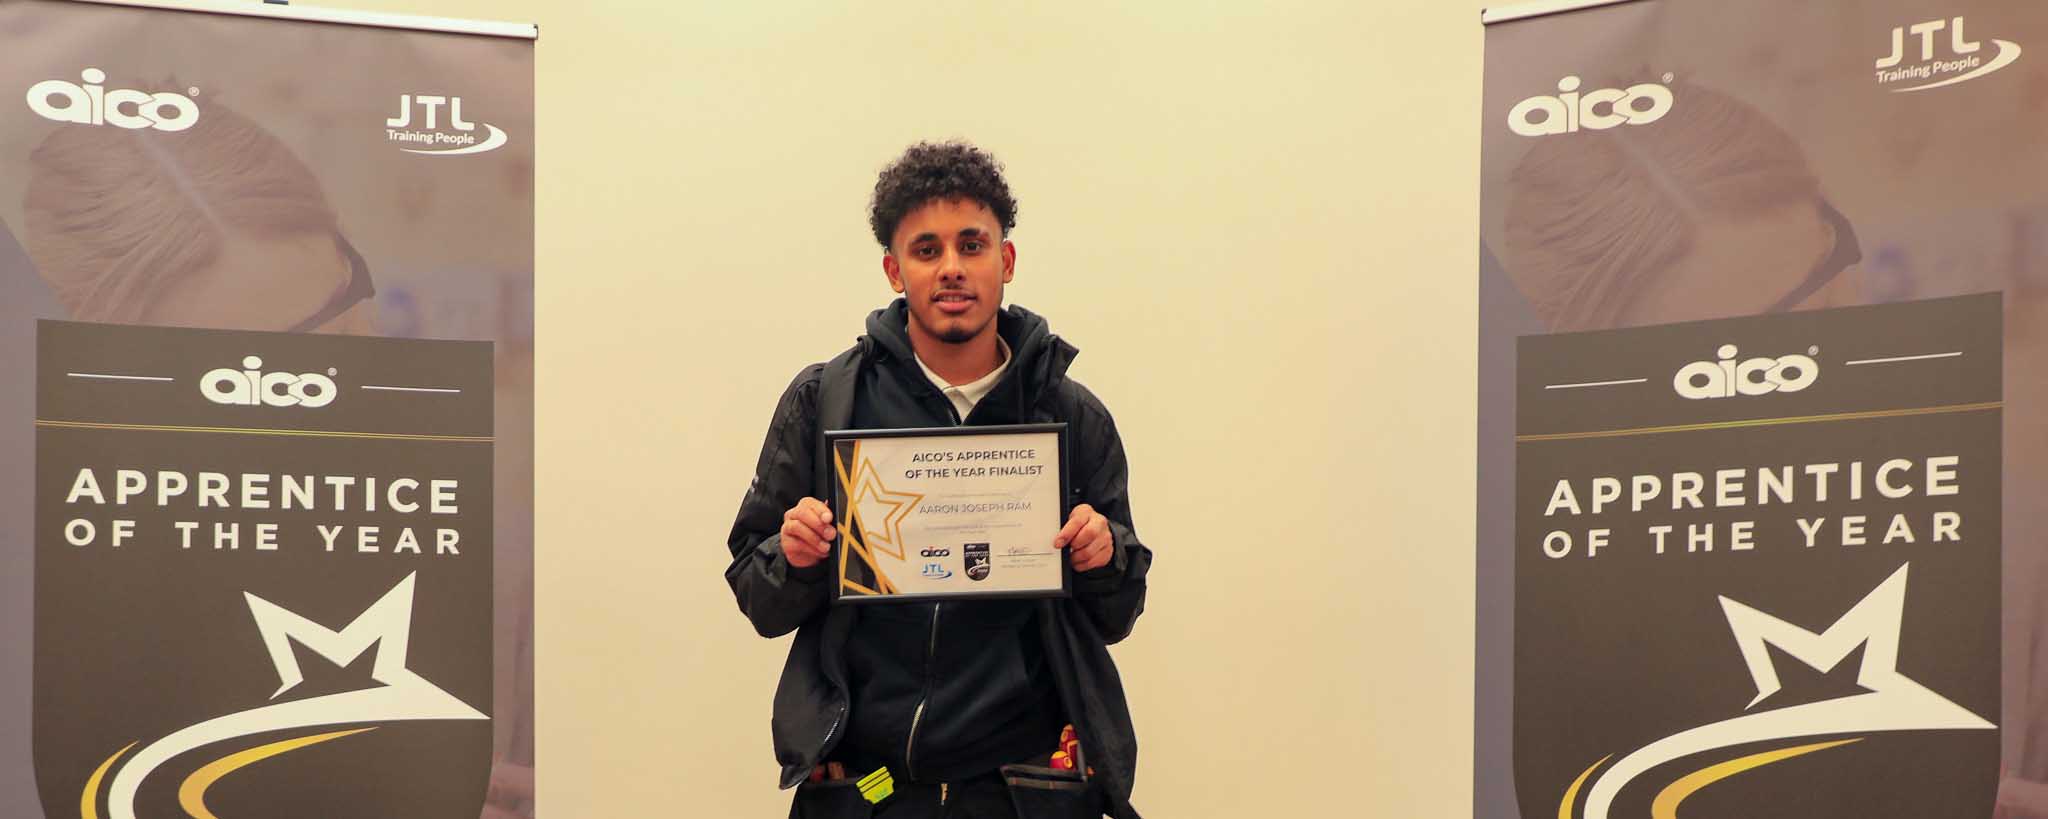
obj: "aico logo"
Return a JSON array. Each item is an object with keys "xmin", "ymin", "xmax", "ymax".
[
  {"xmin": 1875, "ymin": 17, "xmax": 2022, "ymax": 92},
  {"xmin": 1508, "ymin": 75, "xmax": 1673, "ymax": 138},
  {"xmin": 26, "ymin": 69, "xmax": 199, "ymax": 132},
  {"xmin": 201, "ymin": 356, "xmax": 338, "ymax": 409},
  {"xmin": 384, "ymin": 94, "xmax": 508, "ymax": 156},
  {"xmin": 1673, "ymin": 344, "xmax": 1819, "ymax": 400},
  {"xmin": 919, "ymin": 547, "xmax": 952, "ymax": 558}
]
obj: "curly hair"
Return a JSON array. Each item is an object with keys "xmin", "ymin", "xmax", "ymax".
[{"xmin": 868, "ymin": 141, "xmax": 1017, "ymax": 249}]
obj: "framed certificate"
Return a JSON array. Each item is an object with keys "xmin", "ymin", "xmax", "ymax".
[{"xmin": 825, "ymin": 423, "xmax": 1069, "ymax": 603}]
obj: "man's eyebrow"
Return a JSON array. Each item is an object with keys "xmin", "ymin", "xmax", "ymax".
[
  {"xmin": 956, "ymin": 227, "xmax": 991, "ymax": 239},
  {"xmin": 908, "ymin": 231, "xmax": 941, "ymax": 244}
]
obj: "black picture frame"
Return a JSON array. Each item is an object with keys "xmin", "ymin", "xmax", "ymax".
[{"xmin": 824, "ymin": 422, "xmax": 1071, "ymax": 605}]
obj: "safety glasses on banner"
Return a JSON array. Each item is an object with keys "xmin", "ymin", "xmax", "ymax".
[
  {"xmin": 1764, "ymin": 201, "xmax": 1861, "ymax": 314},
  {"xmin": 287, "ymin": 235, "xmax": 376, "ymax": 333}
]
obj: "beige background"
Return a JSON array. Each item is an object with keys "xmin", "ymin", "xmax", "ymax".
[{"xmin": 335, "ymin": 0, "xmax": 1483, "ymax": 815}]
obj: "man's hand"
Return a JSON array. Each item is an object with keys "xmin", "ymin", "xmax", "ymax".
[
  {"xmin": 1055, "ymin": 503, "xmax": 1113, "ymax": 572},
  {"xmin": 781, "ymin": 497, "xmax": 836, "ymax": 568}
]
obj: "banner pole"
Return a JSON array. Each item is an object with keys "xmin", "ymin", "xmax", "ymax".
[
  {"xmin": 1481, "ymin": 0, "xmax": 1645, "ymax": 26},
  {"xmin": 56, "ymin": 0, "xmax": 537, "ymax": 39}
]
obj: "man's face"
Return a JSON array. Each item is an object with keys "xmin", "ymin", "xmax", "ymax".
[{"xmin": 883, "ymin": 197, "xmax": 1015, "ymax": 345}]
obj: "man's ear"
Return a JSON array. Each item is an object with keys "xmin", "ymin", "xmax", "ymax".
[
  {"xmin": 882, "ymin": 253, "xmax": 905, "ymax": 293},
  {"xmin": 1001, "ymin": 240, "xmax": 1016, "ymax": 285}
]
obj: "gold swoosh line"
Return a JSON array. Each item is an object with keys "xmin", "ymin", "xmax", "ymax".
[
  {"xmin": 81, "ymin": 742, "xmax": 138, "ymax": 819},
  {"xmin": 1516, "ymin": 401, "xmax": 2001, "ymax": 443},
  {"xmin": 833, "ymin": 441, "xmax": 856, "ymax": 489},
  {"xmin": 834, "ymin": 443, "xmax": 863, "ymax": 592},
  {"xmin": 36, "ymin": 419, "xmax": 491, "ymax": 443},
  {"xmin": 177, "ymin": 728, "xmax": 377, "ymax": 819},
  {"xmin": 835, "ymin": 441, "xmax": 899, "ymax": 595},
  {"xmin": 840, "ymin": 517, "xmax": 898, "ymax": 595},
  {"xmin": 1557, "ymin": 755, "xmax": 1610, "ymax": 819},
  {"xmin": 1649, "ymin": 738, "xmax": 1862, "ymax": 819}
]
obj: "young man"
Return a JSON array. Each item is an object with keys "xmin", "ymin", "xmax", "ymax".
[{"xmin": 724, "ymin": 142, "xmax": 1151, "ymax": 819}]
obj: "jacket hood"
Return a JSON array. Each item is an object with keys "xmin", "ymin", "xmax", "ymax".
[{"xmin": 864, "ymin": 298, "xmax": 1077, "ymax": 406}]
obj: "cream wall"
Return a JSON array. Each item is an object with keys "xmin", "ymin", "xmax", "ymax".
[{"xmin": 338, "ymin": 0, "xmax": 1483, "ymax": 815}]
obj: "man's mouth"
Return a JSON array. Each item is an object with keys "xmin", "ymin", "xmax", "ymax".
[{"xmin": 933, "ymin": 292, "xmax": 976, "ymax": 315}]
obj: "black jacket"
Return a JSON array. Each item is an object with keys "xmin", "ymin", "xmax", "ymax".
[{"xmin": 724, "ymin": 301, "xmax": 1151, "ymax": 818}]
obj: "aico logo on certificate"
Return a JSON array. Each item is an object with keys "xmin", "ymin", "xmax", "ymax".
[{"xmin": 26, "ymin": 68, "xmax": 199, "ymax": 132}]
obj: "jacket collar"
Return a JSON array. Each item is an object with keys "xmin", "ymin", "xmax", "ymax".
[{"xmin": 864, "ymin": 299, "xmax": 1077, "ymax": 418}]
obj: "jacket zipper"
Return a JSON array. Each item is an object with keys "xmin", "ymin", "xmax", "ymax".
[
  {"xmin": 904, "ymin": 601, "xmax": 941, "ymax": 779},
  {"xmin": 905, "ymin": 376, "xmax": 958, "ymax": 780},
  {"xmin": 819, "ymin": 706, "xmax": 845, "ymax": 761}
]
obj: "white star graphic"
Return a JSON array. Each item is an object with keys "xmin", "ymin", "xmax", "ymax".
[
  {"xmin": 104, "ymin": 572, "xmax": 486, "ymax": 819},
  {"xmin": 1580, "ymin": 563, "xmax": 1994, "ymax": 819}
]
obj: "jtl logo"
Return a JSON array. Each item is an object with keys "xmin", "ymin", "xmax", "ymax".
[
  {"xmin": 1509, "ymin": 76, "xmax": 1673, "ymax": 137},
  {"xmin": 385, "ymin": 94, "xmax": 507, "ymax": 156},
  {"xmin": 26, "ymin": 69, "xmax": 199, "ymax": 132},
  {"xmin": 1876, "ymin": 17, "xmax": 2022, "ymax": 92},
  {"xmin": 1673, "ymin": 344, "xmax": 1818, "ymax": 400},
  {"xmin": 385, "ymin": 93, "xmax": 473, "ymax": 130},
  {"xmin": 202, "ymin": 356, "xmax": 338, "ymax": 408}
]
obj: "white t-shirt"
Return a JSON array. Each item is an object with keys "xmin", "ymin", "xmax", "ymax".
[{"xmin": 914, "ymin": 337, "xmax": 1012, "ymax": 421}]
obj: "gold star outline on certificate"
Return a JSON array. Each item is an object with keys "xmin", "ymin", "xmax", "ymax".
[{"xmin": 851, "ymin": 459, "xmax": 923, "ymax": 562}]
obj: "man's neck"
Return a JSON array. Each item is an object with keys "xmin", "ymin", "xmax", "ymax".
[{"xmin": 907, "ymin": 321, "xmax": 1004, "ymax": 387}]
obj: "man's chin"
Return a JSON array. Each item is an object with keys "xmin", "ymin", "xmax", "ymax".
[{"xmin": 915, "ymin": 314, "xmax": 989, "ymax": 345}]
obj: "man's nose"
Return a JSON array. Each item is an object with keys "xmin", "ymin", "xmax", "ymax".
[{"xmin": 938, "ymin": 247, "xmax": 967, "ymax": 280}]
